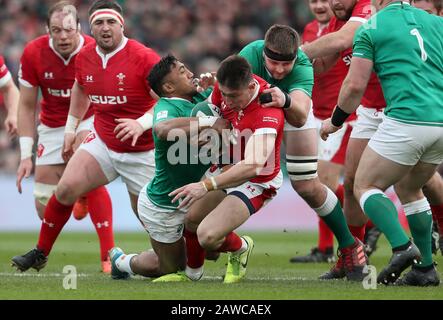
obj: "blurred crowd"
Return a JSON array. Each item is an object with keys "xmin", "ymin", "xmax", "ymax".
[{"xmin": 0, "ymin": 0, "xmax": 314, "ymax": 173}]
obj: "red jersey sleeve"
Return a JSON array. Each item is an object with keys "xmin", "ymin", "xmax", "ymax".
[
  {"xmin": 141, "ymin": 49, "xmax": 161, "ymax": 93},
  {"xmin": 75, "ymin": 49, "xmax": 85, "ymax": 87},
  {"xmin": 349, "ymin": 0, "xmax": 372, "ymax": 23},
  {"xmin": 0, "ymin": 55, "xmax": 11, "ymax": 87},
  {"xmin": 18, "ymin": 44, "xmax": 39, "ymax": 87}
]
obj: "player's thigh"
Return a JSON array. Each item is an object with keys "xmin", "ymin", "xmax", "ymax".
[
  {"xmin": 58, "ymin": 149, "xmax": 109, "ymax": 200},
  {"xmin": 344, "ymin": 138, "xmax": 370, "ymax": 185},
  {"xmin": 395, "ymin": 161, "xmax": 438, "ymax": 202},
  {"xmin": 284, "ymin": 128, "xmax": 318, "ymax": 156},
  {"xmin": 354, "ymin": 146, "xmax": 411, "ymax": 197},
  {"xmin": 198, "ymin": 195, "xmax": 250, "ymax": 241},
  {"xmin": 185, "ymin": 190, "xmax": 227, "ymax": 231},
  {"xmin": 318, "ymin": 160, "xmax": 342, "ymax": 191},
  {"xmin": 34, "ymin": 164, "xmax": 65, "ymax": 185}
]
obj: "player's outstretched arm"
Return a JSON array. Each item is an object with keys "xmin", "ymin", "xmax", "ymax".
[
  {"xmin": 16, "ymin": 85, "xmax": 39, "ymax": 193},
  {"xmin": 154, "ymin": 117, "xmax": 230, "ymax": 141},
  {"xmin": 1, "ymin": 79, "xmax": 19, "ymax": 137},
  {"xmin": 320, "ymin": 57, "xmax": 373, "ymax": 141},
  {"xmin": 170, "ymin": 133, "xmax": 277, "ymax": 209},
  {"xmin": 302, "ymin": 21, "xmax": 363, "ymax": 60},
  {"xmin": 114, "ymin": 110, "xmax": 154, "ymax": 147}
]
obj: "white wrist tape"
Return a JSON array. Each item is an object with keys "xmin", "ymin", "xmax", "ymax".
[
  {"xmin": 136, "ymin": 113, "xmax": 154, "ymax": 131},
  {"xmin": 19, "ymin": 137, "xmax": 34, "ymax": 160},
  {"xmin": 198, "ymin": 116, "xmax": 218, "ymax": 128},
  {"xmin": 65, "ymin": 115, "xmax": 80, "ymax": 134}
]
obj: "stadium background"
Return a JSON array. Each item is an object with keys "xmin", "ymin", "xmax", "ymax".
[{"xmin": 0, "ymin": 0, "xmax": 405, "ymax": 232}]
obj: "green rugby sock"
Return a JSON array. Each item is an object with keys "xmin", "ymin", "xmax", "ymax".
[{"xmin": 361, "ymin": 190, "xmax": 410, "ymax": 249}]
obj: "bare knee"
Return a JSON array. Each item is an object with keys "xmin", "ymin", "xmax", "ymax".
[
  {"xmin": 35, "ymin": 200, "xmax": 45, "ymax": 220},
  {"xmin": 197, "ymin": 228, "xmax": 221, "ymax": 251},
  {"xmin": 291, "ymin": 179, "xmax": 317, "ymax": 201},
  {"xmin": 55, "ymin": 181, "xmax": 78, "ymax": 205}
]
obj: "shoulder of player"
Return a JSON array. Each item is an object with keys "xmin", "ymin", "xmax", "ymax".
[
  {"xmin": 126, "ymin": 39, "xmax": 159, "ymax": 58},
  {"xmin": 241, "ymin": 40, "xmax": 264, "ymax": 54},
  {"xmin": 23, "ymin": 35, "xmax": 50, "ymax": 53},
  {"xmin": 82, "ymin": 34, "xmax": 96, "ymax": 46},
  {"xmin": 303, "ymin": 20, "xmax": 318, "ymax": 34}
]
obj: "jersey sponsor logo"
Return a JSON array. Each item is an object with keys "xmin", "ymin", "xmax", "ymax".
[
  {"xmin": 44, "ymin": 72, "xmax": 54, "ymax": 79},
  {"xmin": 88, "ymin": 95, "xmax": 128, "ymax": 105},
  {"xmin": 263, "ymin": 116, "xmax": 278, "ymax": 124},
  {"xmin": 47, "ymin": 88, "xmax": 71, "ymax": 98},
  {"xmin": 156, "ymin": 110, "xmax": 168, "ymax": 120},
  {"xmin": 37, "ymin": 144, "xmax": 45, "ymax": 158},
  {"xmin": 343, "ymin": 54, "xmax": 352, "ymax": 66},
  {"xmin": 86, "ymin": 75, "xmax": 94, "ymax": 83},
  {"xmin": 82, "ymin": 132, "xmax": 96, "ymax": 144}
]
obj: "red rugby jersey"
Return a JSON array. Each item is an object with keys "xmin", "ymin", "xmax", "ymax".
[
  {"xmin": 0, "ymin": 55, "xmax": 12, "ymax": 88},
  {"xmin": 75, "ymin": 38, "xmax": 160, "ymax": 153},
  {"xmin": 327, "ymin": 0, "xmax": 386, "ymax": 110},
  {"xmin": 19, "ymin": 35, "xmax": 95, "ymax": 127},
  {"xmin": 210, "ymin": 75, "xmax": 284, "ymax": 184}
]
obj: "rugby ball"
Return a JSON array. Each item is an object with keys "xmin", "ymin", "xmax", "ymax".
[{"xmin": 190, "ymin": 101, "xmax": 222, "ymax": 118}]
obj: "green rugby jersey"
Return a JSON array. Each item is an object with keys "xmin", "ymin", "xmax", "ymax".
[
  {"xmin": 239, "ymin": 40, "xmax": 314, "ymax": 96},
  {"xmin": 147, "ymin": 91, "xmax": 211, "ymax": 210},
  {"xmin": 353, "ymin": 1, "xmax": 443, "ymax": 125}
]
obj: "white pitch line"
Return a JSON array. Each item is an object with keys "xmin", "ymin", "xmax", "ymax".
[
  {"xmin": 0, "ymin": 272, "xmax": 308, "ymax": 281},
  {"xmin": 0, "ymin": 272, "xmax": 90, "ymax": 278}
]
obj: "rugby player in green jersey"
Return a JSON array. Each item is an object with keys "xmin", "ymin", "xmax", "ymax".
[
  {"xmin": 321, "ymin": 0, "xmax": 443, "ymax": 286},
  {"xmin": 109, "ymin": 55, "xmax": 230, "ymax": 280},
  {"xmin": 240, "ymin": 24, "xmax": 368, "ymax": 280}
]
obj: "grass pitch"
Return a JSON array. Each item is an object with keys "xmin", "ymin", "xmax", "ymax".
[{"xmin": 0, "ymin": 231, "xmax": 442, "ymax": 300}]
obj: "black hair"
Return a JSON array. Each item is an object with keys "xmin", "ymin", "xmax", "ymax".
[
  {"xmin": 216, "ymin": 55, "xmax": 253, "ymax": 90},
  {"xmin": 148, "ymin": 54, "xmax": 178, "ymax": 97}
]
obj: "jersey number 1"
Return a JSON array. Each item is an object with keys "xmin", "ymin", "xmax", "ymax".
[{"xmin": 410, "ymin": 29, "xmax": 428, "ymax": 62}]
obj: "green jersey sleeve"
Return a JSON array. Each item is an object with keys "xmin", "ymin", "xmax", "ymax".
[
  {"xmin": 353, "ymin": 25, "xmax": 374, "ymax": 61},
  {"xmin": 153, "ymin": 99, "xmax": 181, "ymax": 125}
]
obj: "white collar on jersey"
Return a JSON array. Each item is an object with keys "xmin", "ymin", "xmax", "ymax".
[
  {"xmin": 95, "ymin": 36, "xmax": 129, "ymax": 69},
  {"xmin": 389, "ymin": 1, "xmax": 411, "ymax": 6},
  {"xmin": 49, "ymin": 34, "xmax": 85, "ymax": 66},
  {"xmin": 164, "ymin": 97, "xmax": 191, "ymax": 102}
]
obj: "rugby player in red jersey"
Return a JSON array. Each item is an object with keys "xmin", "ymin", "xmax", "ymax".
[
  {"xmin": 12, "ymin": 1, "xmax": 114, "ymax": 273},
  {"xmin": 0, "ymin": 55, "xmax": 19, "ymax": 137},
  {"xmin": 12, "ymin": 0, "xmax": 160, "ymax": 274}
]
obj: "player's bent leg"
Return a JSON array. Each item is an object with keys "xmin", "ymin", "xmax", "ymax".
[
  {"xmin": 354, "ymin": 147, "xmax": 420, "ymax": 284},
  {"xmin": 343, "ymin": 138, "xmax": 370, "ymax": 229},
  {"xmin": 56, "ymin": 149, "xmax": 110, "ymax": 205},
  {"xmin": 136, "ymin": 188, "xmax": 188, "ymax": 280}
]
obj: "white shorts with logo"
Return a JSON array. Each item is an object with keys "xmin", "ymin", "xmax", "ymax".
[
  {"xmin": 284, "ymin": 103, "xmax": 317, "ymax": 132},
  {"xmin": 79, "ymin": 131, "xmax": 155, "ymax": 195},
  {"xmin": 206, "ymin": 166, "xmax": 283, "ymax": 215},
  {"xmin": 138, "ymin": 188, "xmax": 185, "ymax": 244},
  {"xmin": 35, "ymin": 117, "xmax": 94, "ymax": 166},
  {"xmin": 315, "ymin": 117, "xmax": 353, "ymax": 165},
  {"xmin": 350, "ymin": 106, "xmax": 384, "ymax": 140},
  {"xmin": 369, "ymin": 117, "xmax": 443, "ymax": 166}
]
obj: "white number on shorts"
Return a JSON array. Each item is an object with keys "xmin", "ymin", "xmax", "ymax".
[{"xmin": 410, "ymin": 29, "xmax": 428, "ymax": 62}]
